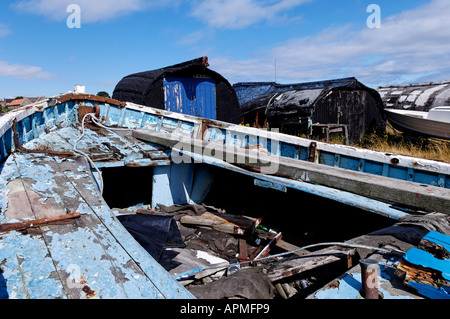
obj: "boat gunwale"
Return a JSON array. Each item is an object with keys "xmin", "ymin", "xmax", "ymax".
[
  {"xmin": 123, "ymin": 102, "xmax": 450, "ymax": 175},
  {"xmin": 1, "ymin": 94, "xmax": 449, "ymax": 183}
]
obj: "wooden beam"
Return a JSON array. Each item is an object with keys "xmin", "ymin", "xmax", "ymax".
[
  {"xmin": 276, "ymin": 239, "xmax": 310, "ymax": 257},
  {"xmin": 132, "ymin": 130, "xmax": 450, "ymax": 214},
  {"xmin": 180, "ymin": 211, "xmax": 259, "ymax": 235},
  {"xmin": 0, "ymin": 212, "xmax": 81, "ymax": 233},
  {"xmin": 267, "ymin": 247, "xmax": 356, "ymax": 282}
]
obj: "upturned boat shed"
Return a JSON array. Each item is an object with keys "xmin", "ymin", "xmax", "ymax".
[
  {"xmin": 233, "ymin": 77, "xmax": 384, "ymax": 144},
  {"xmin": 112, "ymin": 57, "xmax": 242, "ymax": 124},
  {"xmin": 378, "ymin": 80, "xmax": 450, "ymax": 111}
]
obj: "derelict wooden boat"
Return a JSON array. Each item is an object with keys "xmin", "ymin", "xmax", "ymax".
[{"xmin": 0, "ymin": 91, "xmax": 450, "ymax": 299}]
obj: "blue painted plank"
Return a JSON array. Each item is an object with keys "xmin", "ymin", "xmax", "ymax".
[
  {"xmin": 404, "ymin": 248, "xmax": 450, "ymax": 281},
  {"xmin": 188, "ymin": 164, "xmax": 215, "ymax": 204},
  {"xmin": 422, "ymin": 231, "xmax": 450, "ymax": 253},
  {"xmin": 365, "ymin": 160, "xmax": 384, "ymax": 176},
  {"xmin": 141, "ymin": 113, "xmax": 160, "ymax": 130},
  {"xmin": 0, "ymin": 231, "xmax": 66, "ymax": 299},
  {"xmin": 401, "ymin": 231, "xmax": 450, "ymax": 299},
  {"xmin": 151, "ymin": 163, "xmax": 213, "ymax": 207},
  {"xmin": 152, "ymin": 166, "xmax": 174, "ymax": 208},
  {"xmin": 0, "ymin": 153, "xmax": 194, "ymax": 299},
  {"xmin": 254, "ymin": 179, "xmax": 287, "ymax": 192},
  {"xmin": 408, "ymin": 282, "xmax": 450, "ymax": 299},
  {"xmin": 122, "ymin": 108, "xmax": 144, "ymax": 128}
]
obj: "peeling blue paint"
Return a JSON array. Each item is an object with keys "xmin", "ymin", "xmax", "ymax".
[
  {"xmin": 1, "ymin": 95, "xmax": 449, "ymax": 299},
  {"xmin": 401, "ymin": 231, "xmax": 450, "ymax": 299},
  {"xmin": 312, "ymin": 271, "xmax": 415, "ymax": 299},
  {"xmin": 0, "ymin": 232, "xmax": 66, "ymax": 299},
  {"xmin": 311, "ymin": 254, "xmax": 418, "ymax": 299},
  {"xmin": 0, "ymin": 149, "xmax": 194, "ymax": 298}
]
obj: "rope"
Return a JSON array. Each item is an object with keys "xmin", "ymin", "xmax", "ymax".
[
  {"xmin": 73, "ymin": 113, "xmax": 132, "ymax": 195},
  {"xmin": 90, "ymin": 116, "xmax": 131, "ymax": 131},
  {"xmin": 73, "ymin": 113, "xmax": 104, "ymax": 195}
]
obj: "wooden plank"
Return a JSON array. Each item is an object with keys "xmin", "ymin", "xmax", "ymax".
[
  {"xmin": 276, "ymin": 239, "xmax": 310, "ymax": 257},
  {"xmin": 51, "ymin": 155, "xmax": 194, "ymax": 299},
  {"xmin": 1, "ymin": 152, "xmax": 193, "ymax": 299},
  {"xmin": 267, "ymin": 247, "xmax": 356, "ymax": 282},
  {"xmin": 239, "ymin": 238, "xmax": 249, "ymax": 260},
  {"xmin": 11, "ymin": 154, "xmax": 69, "ymax": 219},
  {"xmin": 418, "ymin": 231, "xmax": 450, "ymax": 258},
  {"xmin": 180, "ymin": 211, "xmax": 248, "ymax": 235},
  {"xmin": 133, "ymin": 130, "xmax": 450, "ymax": 214},
  {"xmin": 4, "ymin": 179, "xmax": 35, "ymax": 220},
  {"xmin": 53, "ymin": 156, "xmax": 104, "ymax": 207},
  {"xmin": 53, "ymin": 126, "xmax": 171, "ymax": 167},
  {"xmin": 22, "ymin": 129, "xmax": 75, "ymax": 154},
  {"xmin": 55, "ymin": 126, "xmax": 120, "ymax": 162},
  {"xmin": 0, "ymin": 231, "xmax": 68, "ymax": 299}
]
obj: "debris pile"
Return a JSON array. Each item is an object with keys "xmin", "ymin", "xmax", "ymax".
[
  {"xmin": 115, "ymin": 203, "xmax": 303, "ymax": 299},
  {"xmin": 114, "ymin": 204, "xmax": 450, "ymax": 300}
]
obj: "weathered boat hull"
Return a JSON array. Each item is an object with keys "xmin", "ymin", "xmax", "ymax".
[
  {"xmin": 385, "ymin": 108, "xmax": 450, "ymax": 139},
  {"xmin": 1, "ymin": 93, "xmax": 450, "ymax": 299},
  {"xmin": 0, "ymin": 96, "xmax": 194, "ymax": 299},
  {"xmin": 98, "ymin": 101, "xmax": 450, "ymax": 189}
]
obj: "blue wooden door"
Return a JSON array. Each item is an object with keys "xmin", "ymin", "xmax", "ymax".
[{"xmin": 163, "ymin": 77, "xmax": 216, "ymax": 119}]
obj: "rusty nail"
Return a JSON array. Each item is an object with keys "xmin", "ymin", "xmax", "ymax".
[{"xmin": 360, "ymin": 258, "xmax": 379, "ymax": 299}]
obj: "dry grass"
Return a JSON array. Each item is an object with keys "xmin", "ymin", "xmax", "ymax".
[
  {"xmin": 310, "ymin": 124, "xmax": 450, "ymax": 162},
  {"xmin": 360, "ymin": 129, "xmax": 450, "ymax": 163}
]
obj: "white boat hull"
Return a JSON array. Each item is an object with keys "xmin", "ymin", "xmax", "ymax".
[{"xmin": 385, "ymin": 108, "xmax": 450, "ymax": 139}]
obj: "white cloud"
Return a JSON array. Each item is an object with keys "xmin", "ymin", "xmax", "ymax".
[
  {"xmin": 0, "ymin": 24, "xmax": 11, "ymax": 37},
  {"xmin": 211, "ymin": 0, "xmax": 450, "ymax": 86},
  {"xmin": 190, "ymin": 0, "xmax": 312, "ymax": 29},
  {"xmin": 0, "ymin": 61, "xmax": 57, "ymax": 80},
  {"xmin": 12, "ymin": 0, "xmax": 159, "ymax": 23}
]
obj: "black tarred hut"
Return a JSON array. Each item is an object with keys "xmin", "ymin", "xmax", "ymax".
[
  {"xmin": 234, "ymin": 77, "xmax": 384, "ymax": 144},
  {"xmin": 113, "ymin": 57, "xmax": 242, "ymax": 124}
]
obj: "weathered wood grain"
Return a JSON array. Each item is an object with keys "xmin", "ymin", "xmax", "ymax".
[
  {"xmin": 0, "ymin": 152, "xmax": 194, "ymax": 299},
  {"xmin": 267, "ymin": 247, "xmax": 356, "ymax": 282}
]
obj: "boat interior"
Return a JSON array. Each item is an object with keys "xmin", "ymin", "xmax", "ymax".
[{"xmin": 1, "ymin": 94, "xmax": 449, "ymax": 299}]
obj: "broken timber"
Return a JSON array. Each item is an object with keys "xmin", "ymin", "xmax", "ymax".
[
  {"xmin": 396, "ymin": 231, "xmax": 450, "ymax": 299},
  {"xmin": 267, "ymin": 247, "xmax": 356, "ymax": 282},
  {"xmin": 0, "ymin": 212, "xmax": 81, "ymax": 233},
  {"xmin": 132, "ymin": 130, "xmax": 450, "ymax": 214},
  {"xmin": 180, "ymin": 211, "xmax": 260, "ymax": 235}
]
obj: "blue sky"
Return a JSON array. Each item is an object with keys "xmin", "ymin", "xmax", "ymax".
[{"xmin": 1, "ymin": 0, "xmax": 450, "ymax": 99}]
